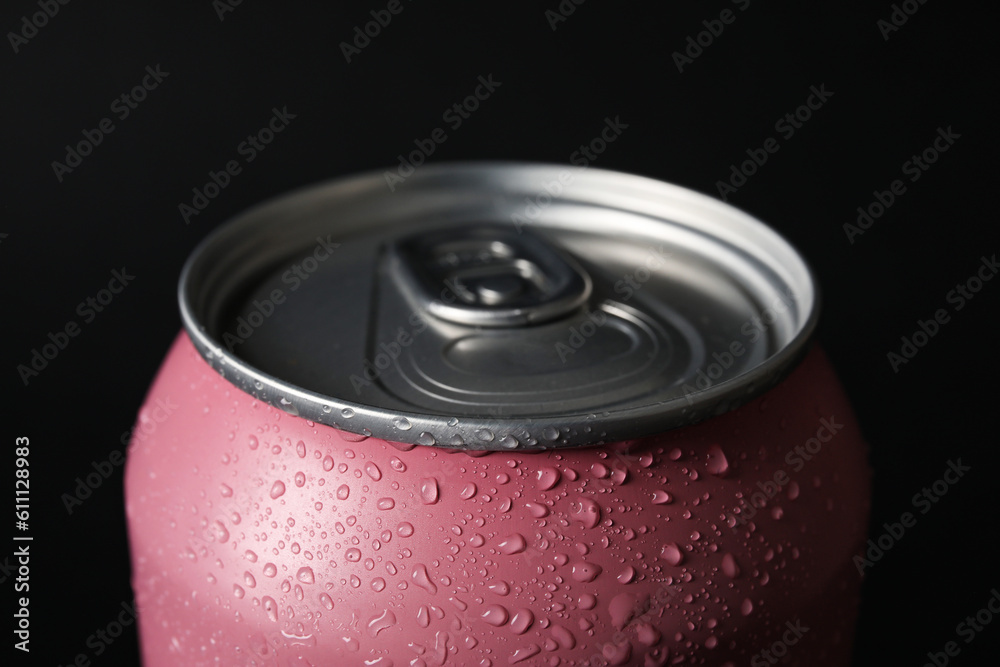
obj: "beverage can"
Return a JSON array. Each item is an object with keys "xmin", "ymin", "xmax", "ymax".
[{"xmin": 126, "ymin": 163, "xmax": 869, "ymax": 665}]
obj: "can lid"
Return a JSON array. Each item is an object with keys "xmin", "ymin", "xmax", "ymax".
[{"xmin": 180, "ymin": 163, "xmax": 818, "ymax": 450}]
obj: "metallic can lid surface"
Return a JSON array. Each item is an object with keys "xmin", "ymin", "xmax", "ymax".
[{"xmin": 180, "ymin": 163, "xmax": 818, "ymax": 449}]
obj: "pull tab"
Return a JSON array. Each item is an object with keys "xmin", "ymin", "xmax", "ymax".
[{"xmin": 388, "ymin": 226, "xmax": 592, "ymax": 327}]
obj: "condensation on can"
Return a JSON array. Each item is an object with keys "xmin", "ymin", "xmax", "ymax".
[{"xmin": 126, "ymin": 163, "xmax": 869, "ymax": 666}]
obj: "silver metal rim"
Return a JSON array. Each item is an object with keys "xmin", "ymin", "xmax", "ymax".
[{"xmin": 179, "ymin": 162, "xmax": 819, "ymax": 450}]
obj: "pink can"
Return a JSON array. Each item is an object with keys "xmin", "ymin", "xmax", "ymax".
[{"xmin": 126, "ymin": 164, "xmax": 870, "ymax": 665}]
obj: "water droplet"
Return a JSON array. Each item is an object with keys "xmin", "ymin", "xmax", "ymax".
[
  {"xmin": 591, "ymin": 462, "xmax": 610, "ymax": 479},
  {"xmin": 263, "ymin": 563, "xmax": 277, "ymax": 577},
  {"xmin": 489, "ymin": 581, "xmax": 510, "ymax": 596},
  {"xmin": 248, "ymin": 435, "xmax": 259, "ymax": 450},
  {"xmin": 322, "ymin": 455, "xmax": 335, "ymax": 471},
  {"xmin": 377, "ymin": 497, "xmax": 395, "ymax": 510},
  {"xmin": 788, "ymin": 481, "xmax": 800, "ymax": 500},
  {"xmin": 551, "ymin": 624, "xmax": 577, "ymax": 649},
  {"xmin": 262, "ymin": 596, "xmax": 278, "ymax": 622},
  {"xmin": 365, "ymin": 462, "xmax": 382, "ymax": 481},
  {"xmin": 233, "ymin": 584, "xmax": 245, "ymax": 599},
  {"xmin": 294, "ymin": 471, "xmax": 306, "ymax": 487},
  {"xmin": 447, "ymin": 417, "xmax": 459, "ymax": 427},
  {"xmin": 498, "ymin": 534, "xmax": 527, "ymax": 555},
  {"xmin": 579, "ymin": 593, "xmax": 597, "ymax": 610},
  {"xmin": 345, "ymin": 548, "xmax": 361, "ymax": 562},
  {"xmin": 419, "ymin": 478, "xmax": 439, "ymax": 504},
  {"xmin": 269, "ymin": 481, "xmax": 286, "ymax": 499},
  {"xmin": 320, "ymin": 592, "xmax": 334, "ymax": 610},
  {"xmin": 541, "ymin": 427, "xmax": 559, "ymax": 441},
  {"xmin": 278, "ymin": 398, "xmax": 298, "ymax": 416},
  {"xmin": 571, "ymin": 561, "xmax": 602, "ymax": 582},
  {"xmin": 482, "ymin": 604, "xmax": 509, "ymax": 626},
  {"xmin": 417, "ymin": 431, "xmax": 437, "ymax": 446},
  {"xmin": 337, "ymin": 484, "xmax": 350, "ymax": 500},
  {"xmin": 211, "ymin": 521, "xmax": 230, "ymax": 543},
  {"xmin": 526, "ymin": 502, "xmax": 549, "ymax": 518},
  {"xmin": 722, "ymin": 553, "xmax": 740, "ymax": 578},
  {"xmin": 652, "ymin": 489, "xmax": 672, "ymax": 504},
  {"xmin": 660, "ymin": 543, "xmax": 684, "ymax": 566},
  {"xmin": 611, "ymin": 466, "xmax": 628, "ymax": 485},
  {"xmin": 460, "ymin": 482, "xmax": 477, "ymax": 500},
  {"xmin": 295, "ymin": 440, "xmax": 306, "ymax": 458},
  {"xmin": 603, "ymin": 640, "xmax": 632, "ymax": 664},
  {"xmin": 499, "ymin": 434, "xmax": 518, "ymax": 448},
  {"xmin": 536, "ymin": 467, "xmax": 561, "ymax": 491},
  {"xmin": 617, "ymin": 566, "xmax": 636, "ymax": 584},
  {"xmin": 389, "ymin": 457, "xmax": 406, "ymax": 472},
  {"xmin": 220, "ymin": 483, "xmax": 233, "ymax": 497},
  {"xmin": 412, "ymin": 564, "xmax": 437, "ymax": 594},
  {"xmin": 366, "ymin": 609, "xmax": 397, "ymax": 637},
  {"xmin": 635, "ymin": 622, "xmax": 661, "ymax": 647},
  {"xmin": 397, "ymin": 522, "xmax": 414, "ymax": 538},
  {"xmin": 510, "ymin": 644, "xmax": 541, "ymax": 663},
  {"xmin": 244, "ymin": 571, "xmax": 257, "ymax": 588},
  {"xmin": 706, "ymin": 444, "xmax": 730, "ymax": 476},
  {"xmin": 741, "ymin": 597, "xmax": 754, "ymax": 615},
  {"xmin": 510, "ymin": 609, "xmax": 534, "ymax": 635},
  {"xmin": 341, "ymin": 408, "xmax": 355, "ymax": 419},
  {"xmin": 570, "ymin": 497, "xmax": 601, "ymax": 529},
  {"xmin": 337, "ymin": 428, "xmax": 372, "ymax": 444},
  {"xmin": 609, "ymin": 593, "xmax": 640, "ymax": 629},
  {"xmin": 371, "ymin": 577, "xmax": 386, "ymax": 592},
  {"xmin": 297, "ymin": 567, "xmax": 315, "ymax": 584}
]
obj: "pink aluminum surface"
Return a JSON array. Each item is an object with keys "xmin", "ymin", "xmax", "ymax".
[{"xmin": 126, "ymin": 332, "xmax": 869, "ymax": 666}]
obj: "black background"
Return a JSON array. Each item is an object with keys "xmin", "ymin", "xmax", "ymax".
[{"xmin": 2, "ymin": 1, "xmax": 998, "ymax": 665}]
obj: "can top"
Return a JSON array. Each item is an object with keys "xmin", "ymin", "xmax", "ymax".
[{"xmin": 180, "ymin": 163, "xmax": 818, "ymax": 450}]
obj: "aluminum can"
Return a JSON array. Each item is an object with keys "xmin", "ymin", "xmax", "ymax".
[{"xmin": 125, "ymin": 163, "xmax": 870, "ymax": 666}]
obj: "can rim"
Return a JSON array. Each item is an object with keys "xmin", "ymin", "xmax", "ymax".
[{"xmin": 179, "ymin": 161, "xmax": 820, "ymax": 450}]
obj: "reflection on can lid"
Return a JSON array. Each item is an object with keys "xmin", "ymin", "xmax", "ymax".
[{"xmin": 180, "ymin": 163, "xmax": 818, "ymax": 449}]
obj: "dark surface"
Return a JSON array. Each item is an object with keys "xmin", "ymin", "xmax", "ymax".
[{"xmin": 2, "ymin": 1, "xmax": 996, "ymax": 664}]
